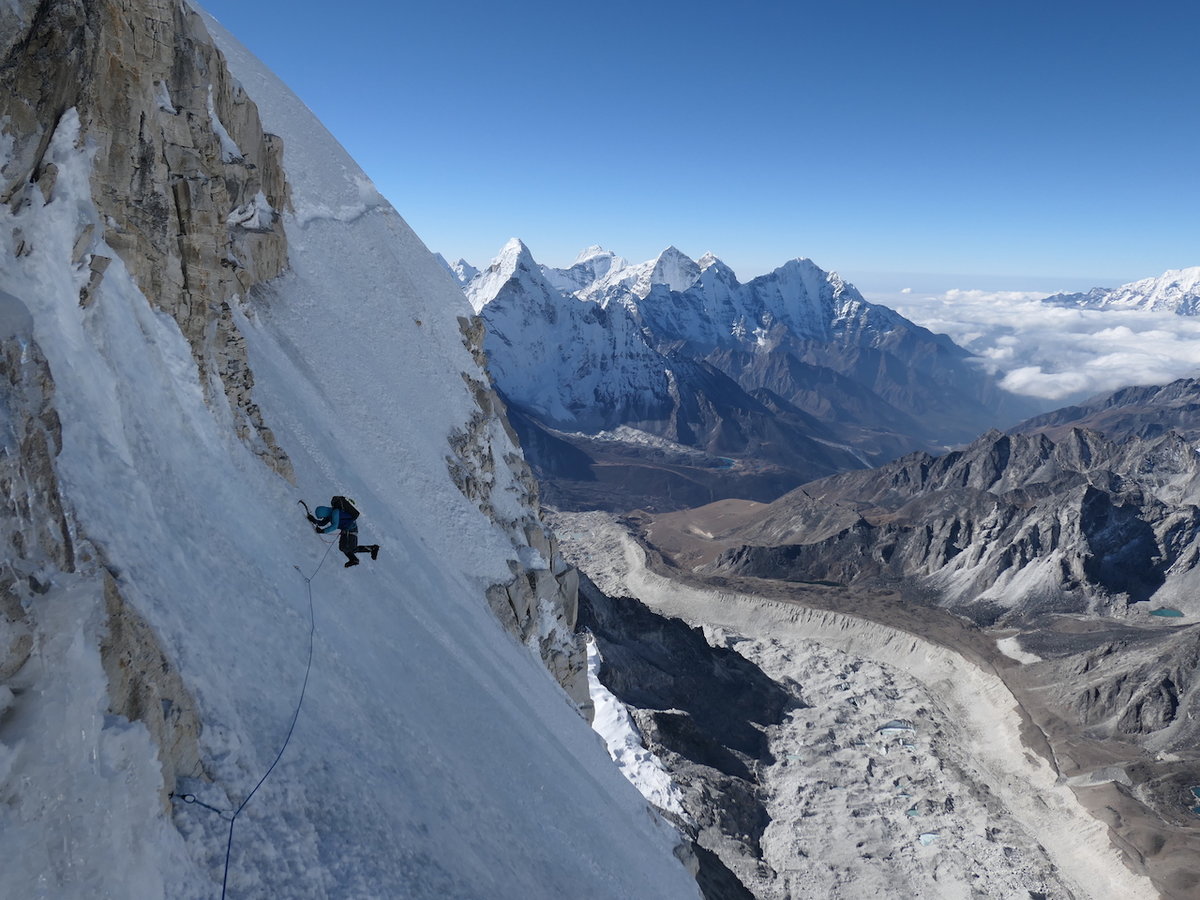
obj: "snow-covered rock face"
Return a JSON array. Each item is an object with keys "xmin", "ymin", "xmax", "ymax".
[
  {"xmin": 466, "ymin": 239, "xmax": 673, "ymax": 431},
  {"xmin": 1045, "ymin": 266, "xmax": 1200, "ymax": 314},
  {"xmin": 0, "ymin": 0, "xmax": 291, "ymax": 476},
  {"xmin": 628, "ymin": 245, "xmax": 704, "ymax": 298},
  {"xmin": 472, "ymin": 242, "xmax": 921, "ymax": 370},
  {"xmin": 0, "ymin": 2, "xmax": 702, "ymax": 897},
  {"xmin": 462, "ymin": 240, "xmax": 1015, "ymax": 467},
  {"xmin": 541, "ymin": 244, "xmax": 628, "ymax": 295},
  {"xmin": 554, "ymin": 247, "xmax": 887, "ymax": 351}
]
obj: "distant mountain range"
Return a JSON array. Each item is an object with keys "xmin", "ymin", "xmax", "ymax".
[
  {"xmin": 1043, "ymin": 266, "xmax": 1200, "ymax": 314},
  {"xmin": 448, "ymin": 241, "xmax": 1037, "ymax": 510},
  {"xmin": 706, "ymin": 425, "xmax": 1200, "ymax": 621},
  {"xmin": 692, "ymin": 375, "xmax": 1200, "ymax": 627}
]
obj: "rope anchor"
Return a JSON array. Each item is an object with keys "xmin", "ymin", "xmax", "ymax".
[{"xmin": 170, "ymin": 791, "xmax": 230, "ymax": 819}]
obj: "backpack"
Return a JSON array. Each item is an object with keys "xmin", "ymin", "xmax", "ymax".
[{"xmin": 331, "ymin": 495, "xmax": 360, "ymax": 522}]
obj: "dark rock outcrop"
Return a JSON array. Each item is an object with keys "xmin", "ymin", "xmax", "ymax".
[
  {"xmin": 1042, "ymin": 625, "xmax": 1200, "ymax": 744},
  {"xmin": 449, "ymin": 317, "xmax": 590, "ymax": 712},
  {"xmin": 580, "ymin": 577, "xmax": 795, "ymax": 898},
  {"xmin": 1013, "ymin": 376, "xmax": 1200, "ymax": 445}
]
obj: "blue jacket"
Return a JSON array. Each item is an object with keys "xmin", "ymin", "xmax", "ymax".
[{"xmin": 314, "ymin": 506, "xmax": 357, "ymax": 534}]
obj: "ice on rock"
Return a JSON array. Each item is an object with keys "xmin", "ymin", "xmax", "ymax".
[
  {"xmin": 206, "ymin": 84, "xmax": 243, "ymax": 162},
  {"xmin": 225, "ymin": 191, "xmax": 275, "ymax": 231},
  {"xmin": 586, "ymin": 637, "xmax": 688, "ymax": 818},
  {"xmin": 154, "ymin": 80, "xmax": 177, "ymax": 114}
]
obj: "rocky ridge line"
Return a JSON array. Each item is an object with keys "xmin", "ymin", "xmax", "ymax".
[{"xmin": 449, "ymin": 315, "xmax": 589, "ymax": 712}]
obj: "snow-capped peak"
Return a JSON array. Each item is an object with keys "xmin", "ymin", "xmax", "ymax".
[
  {"xmin": 465, "ymin": 238, "xmax": 539, "ymax": 312},
  {"xmin": 573, "ymin": 244, "xmax": 617, "ymax": 265},
  {"xmin": 1044, "ymin": 265, "xmax": 1200, "ymax": 314},
  {"xmin": 433, "ymin": 252, "xmax": 479, "ymax": 287},
  {"xmin": 452, "ymin": 257, "xmax": 479, "ymax": 284},
  {"xmin": 498, "ymin": 236, "xmax": 535, "ymax": 269},
  {"xmin": 648, "ymin": 246, "xmax": 701, "ymax": 292},
  {"xmin": 592, "ymin": 245, "xmax": 702, "ymax": 300},
  {"xmin": 542, "ymin": 246, "xmax": 629, "ymax": 296},
  {"xmin": 466, "ymin": 240, "xmax": 672, "ymax": 430},
  {"xmin": 1103, "ymin": 266, "xmax": 1200, "ymax": 313},
  {"xmin": 697, "ymin": 252, "xmax": 736, "ymax": 281}
]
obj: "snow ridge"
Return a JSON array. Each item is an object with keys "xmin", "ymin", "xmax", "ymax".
[
  {"xmin": 464, "ymin": 239, "xmax": 672, "ymax": 430},
  {"xmin": 586, "ymin": 637, "xmax": 688, "ymax": 817},
  {"xmin": 433, "ymin": 252, "xmax": 479, "ymax": 287},
  {"xmin": 1045, "ymin": 266, "xmax": 1200, "ymax": 314},
  {"xmin": 541, "ymin": 245, "xmax": 628, "ymax": 295},
  {"xmin": 464, "ymin": 241, "xmax": 911, "ymax": 430}
]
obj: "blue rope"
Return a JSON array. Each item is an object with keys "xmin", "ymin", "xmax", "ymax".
[{"xmin": 216, "ymin": 539, "xmax": 334, "ymax": 899}]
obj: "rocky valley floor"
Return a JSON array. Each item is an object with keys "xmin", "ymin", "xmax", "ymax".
[{"xmin": 552, "ymin": 510, "xmax": 1197, "ymax": 899}]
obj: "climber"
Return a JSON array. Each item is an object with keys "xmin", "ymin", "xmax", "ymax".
[{"xmin": 301, "ymin": 496, "xmax": 380, "ymax": 568}]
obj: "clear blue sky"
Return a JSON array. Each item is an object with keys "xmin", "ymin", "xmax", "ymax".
[{"xmin": 199, "ymin": 0, "xmax": 1198, "ymax": 292}]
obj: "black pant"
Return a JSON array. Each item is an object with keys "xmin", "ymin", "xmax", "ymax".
[{"xmin": 339, "ymin": 530, "xmax": 361, "ymax": 564}]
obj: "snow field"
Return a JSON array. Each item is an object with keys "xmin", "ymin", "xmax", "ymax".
[{"xmin": 996, "ymin": 635, "xmax": 1044, "ymax": 665}]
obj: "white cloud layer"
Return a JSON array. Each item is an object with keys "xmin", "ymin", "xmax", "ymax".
[{"xmin": 891, "ymin": 289, "xmax": 1200, "ymax": 403}]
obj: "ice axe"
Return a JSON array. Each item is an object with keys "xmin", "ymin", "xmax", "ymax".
[{"xmin": 298, "ymin": 499, "xmax": 319, "ymax": 526}]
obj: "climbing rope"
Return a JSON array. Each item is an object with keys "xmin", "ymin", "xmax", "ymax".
[{"xmin": 172, "ymin": 537, "xmax": 335, "ymax": 898}]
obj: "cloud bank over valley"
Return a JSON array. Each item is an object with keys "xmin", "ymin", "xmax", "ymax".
[{"xmin": 892, "ymin": 289, "xmax": 1200, "ymax": 404}]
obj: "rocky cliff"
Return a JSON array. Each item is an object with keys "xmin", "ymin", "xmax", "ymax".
[
  {"xmin": 452, "ymin": 315, "xmax": 588, "ymax": 711},
  {"xmin": 580, "ymin": 575, "xmax": 793, "ymax": 899},
  {"xmin": 2, "ymin": 0, "xmax": 290, "ymax": 476},
  {"xmin": 711, "ymin": 427, "xmax": 1200, "ymax": 623},
  {"xmin": 1012, "ymin": 376, "xmax": 1200, "ymax": 443},
  {"xmin": 0, "ymin": 0, "xmax": 291, "ymax": 818},
  {"xmin": 0, "ymin": 288, "xmax": 203, "ymax": 802}
]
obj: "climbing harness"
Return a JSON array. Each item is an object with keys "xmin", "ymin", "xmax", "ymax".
[{"xmin": 171, "ymin": 537, "xmax": 335, "ymax": 899}]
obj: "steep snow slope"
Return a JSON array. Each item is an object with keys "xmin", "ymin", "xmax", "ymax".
[{"xmin": 0, "ymin": 4, "xmax": 699, "ymax": 898}]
